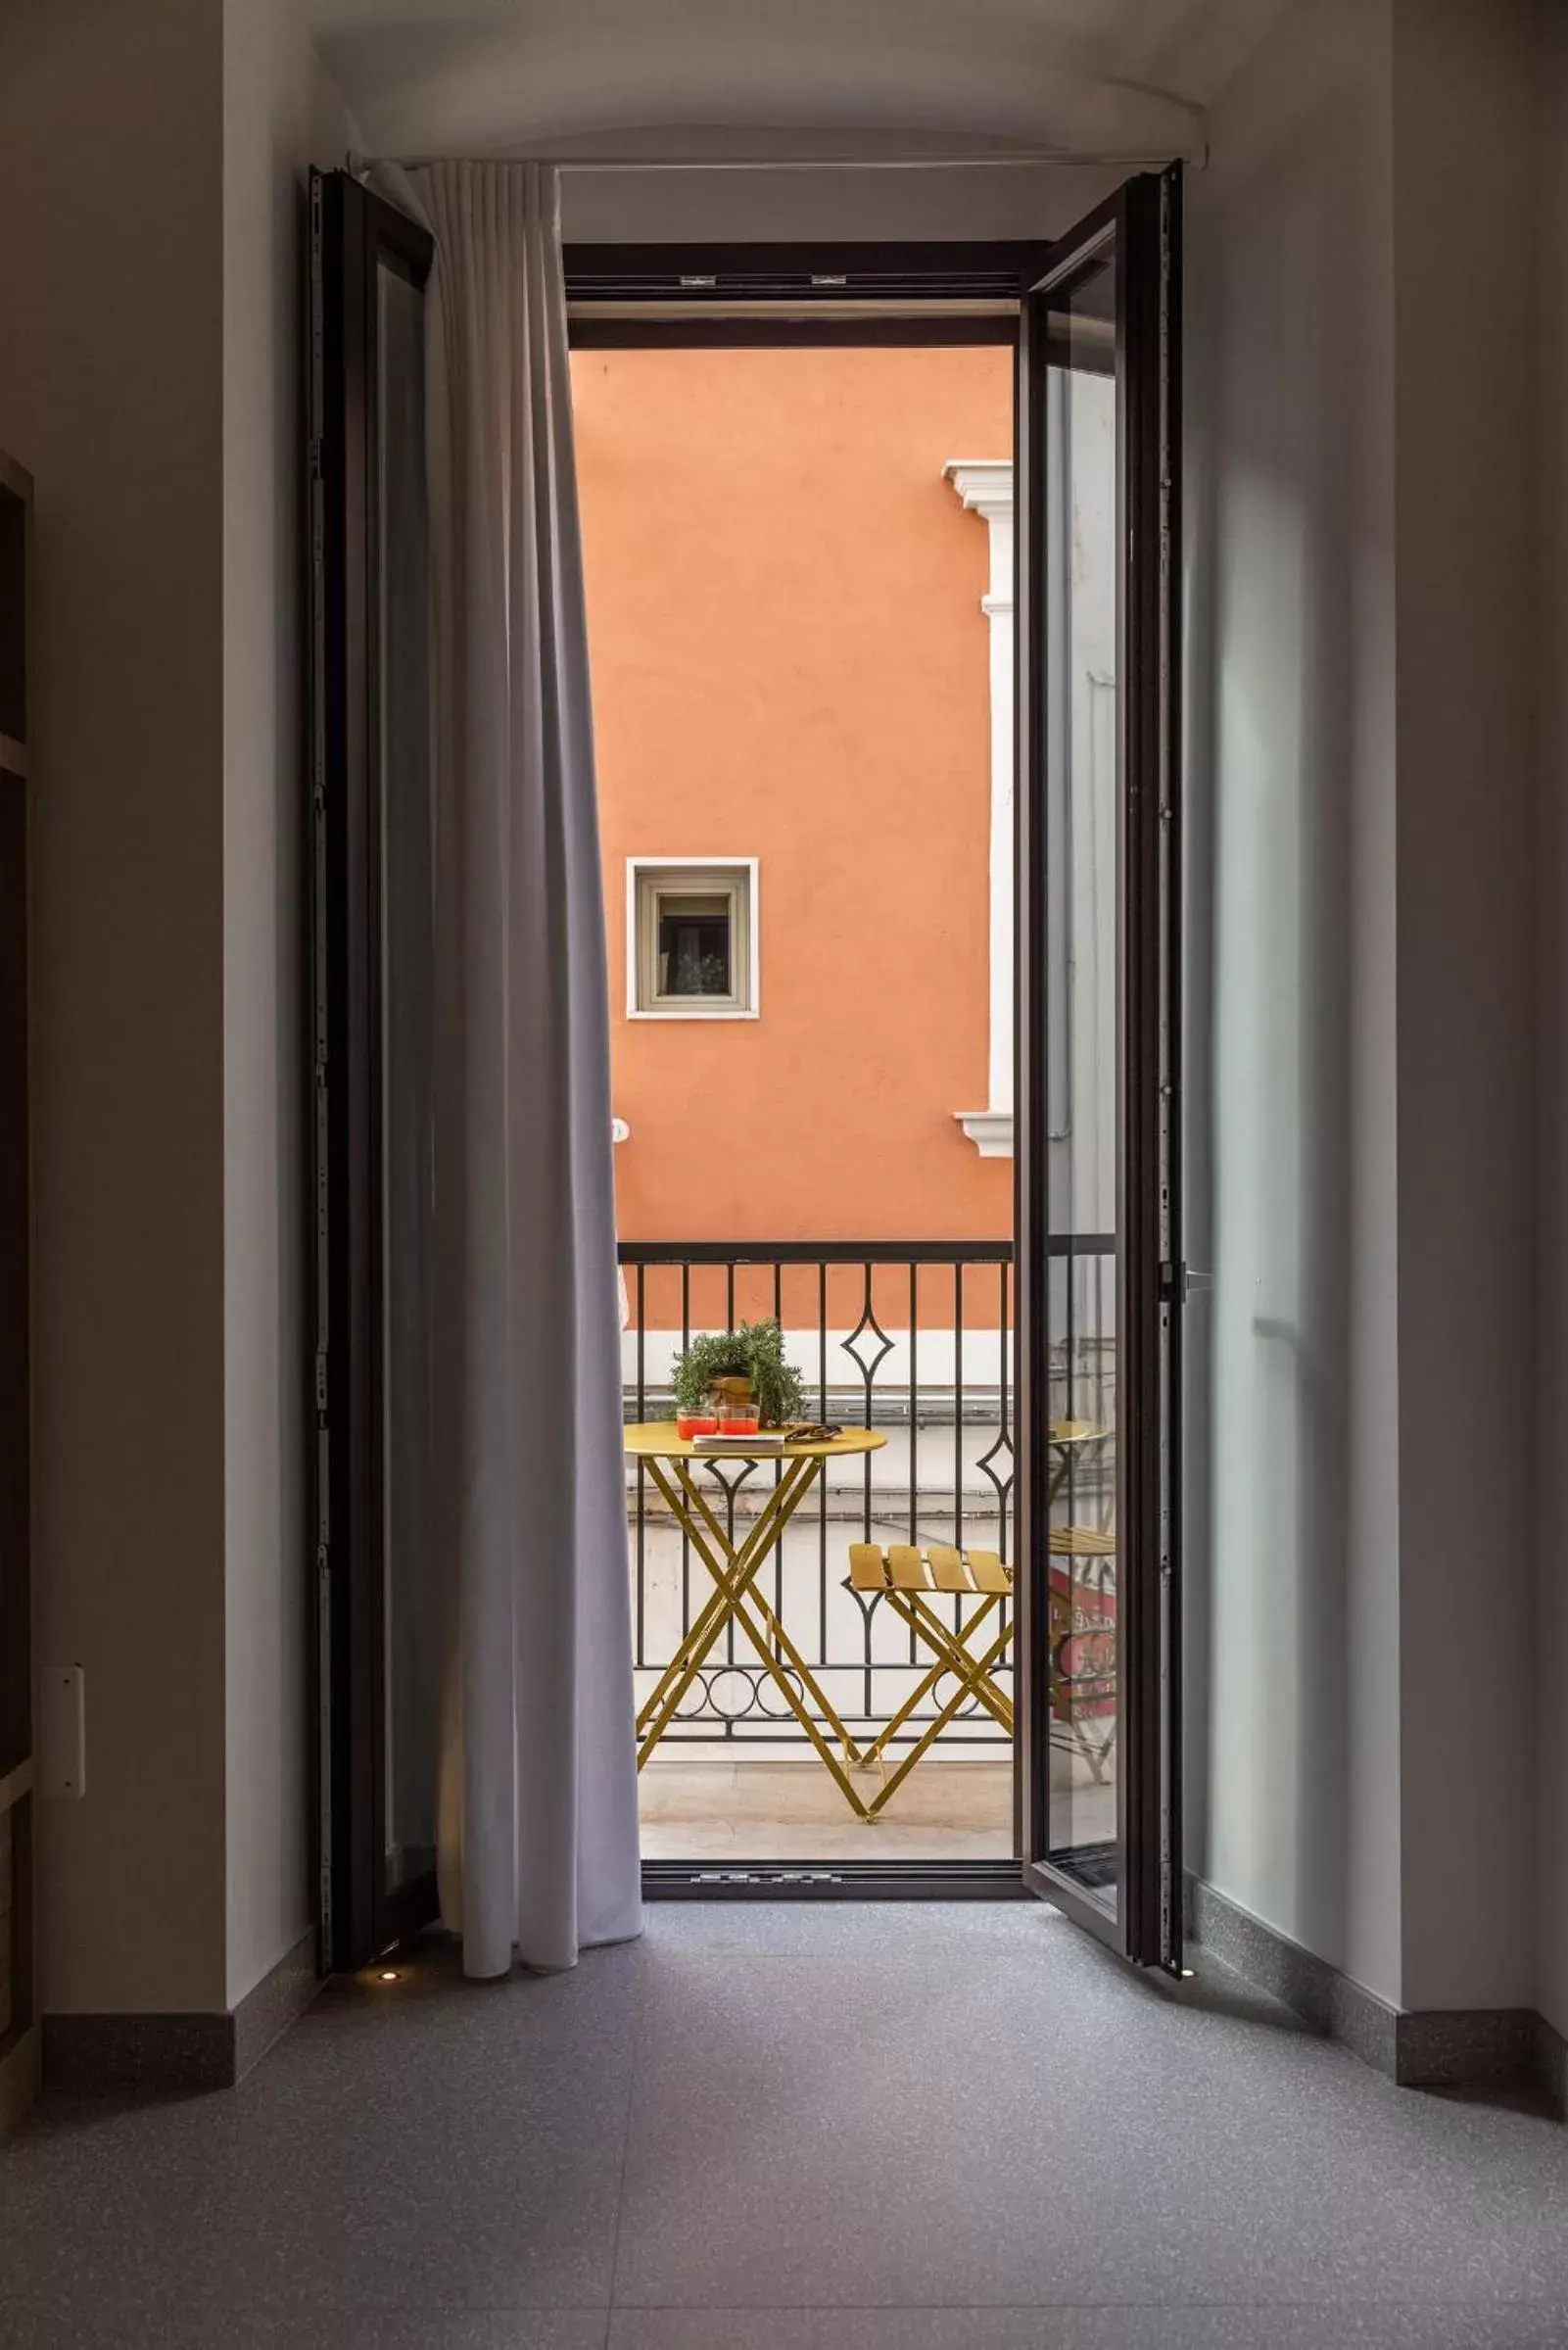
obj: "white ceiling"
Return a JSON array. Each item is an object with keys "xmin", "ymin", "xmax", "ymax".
[{"xmin": 310, "ymin": 0, "xmax": 1288, "ymax": 164}]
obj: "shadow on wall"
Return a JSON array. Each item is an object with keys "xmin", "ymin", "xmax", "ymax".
[{"xmin": 1183, "ymin": 66, "xmax": 1388, "ymax": 1982}]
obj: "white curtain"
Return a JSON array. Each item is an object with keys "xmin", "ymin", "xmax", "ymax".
[{"xmin": 373, "ymin": 159, "xmax": 642, "ymax": 1977}]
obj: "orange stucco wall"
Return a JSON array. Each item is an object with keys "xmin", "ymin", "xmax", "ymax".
[{"xmin": 574, "ymin": 343, "xmax": 1013, "ymax": 1247}]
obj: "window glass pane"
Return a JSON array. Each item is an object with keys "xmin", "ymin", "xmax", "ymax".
[
  {"xmin": 658, "ymin": 897, "xmax": 732, "ymax": 996},
  {"xmin": 1041, "ymin": 237, "xmax": 1121, "ymax": 1920}
]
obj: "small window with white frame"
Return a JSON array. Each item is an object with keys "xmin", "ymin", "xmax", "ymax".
[{"xmin": 628, "ymin": 859, "xmax": 759, "ymax": 1019}]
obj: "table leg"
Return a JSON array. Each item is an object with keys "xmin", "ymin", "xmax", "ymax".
[
  {"xmin": 635, "ymin": 1455, "xmax": 824, "ymax": 1761},
  {"xmin": 663, "ymin": 1460, "xmax": 861, "ymax": 1758},
  {"xmin": 682, "ymin": 1573, "xmax": 873, "ymax": 1818},
  {"xmin": 674, "ymin": 1466, "xmax": 868, "ymax": 1768},
  {"xmin": 634, "ymin": 1458, "xmax": 871, "ymax": 1814},
  {"xmin": 634, "ymin": 1457, "xmax": 815, "ymax": 1739}
]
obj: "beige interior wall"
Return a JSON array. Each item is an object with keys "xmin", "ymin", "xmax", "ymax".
[
  {"xmin": 1184, "ymin": 0, "xmax": 1403, "ymax": 2007},
  {"xmin": 0, "ymin": 0, "xmax": 357, "ymax": 2021},
  {"xmin": 556, "ymin": 151, "xmax": 1123, "ymax": 244},
  {"xmin": 1391, "ymin": 0, "xmax": 1539, "ymax": 2015},
  {"xmin": 0, "ymin": 0, "xmax": 230, "ymax": 2014},
  {"xmin": 1189, "ymin": 0, "xmax": 1544, "ymax": 2016}
]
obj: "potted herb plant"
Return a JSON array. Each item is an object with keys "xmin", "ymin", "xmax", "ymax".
[{"xmin": 670, "ymin": 1319, "xmax": 806, "ymax": 1430}]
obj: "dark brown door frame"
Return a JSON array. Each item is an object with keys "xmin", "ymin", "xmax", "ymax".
[
  {"xmin": 310, "ymin": 169, "xmax": 438, "ymax": 1975},
  {"xmin": 563, "ymin": 238, "xmax": 1049, "ymax": 349},
  {"xmin": 566, "ymin": 238, "xmax": 1035, "ymax": 1902},
  {"xmin": 308, "ymin": 207, "xmax": 1182, "ymax": 1939}
]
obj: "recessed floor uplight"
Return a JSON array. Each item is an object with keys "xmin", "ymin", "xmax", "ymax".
[{"xmin": 378, "ymin": 1969, "xmax": 400, "ymax": 1983}]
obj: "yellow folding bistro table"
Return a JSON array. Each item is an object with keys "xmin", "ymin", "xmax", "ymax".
[{"xmin": 626, "ymin": 1420, "xmax": 885, "ymax": 1816}]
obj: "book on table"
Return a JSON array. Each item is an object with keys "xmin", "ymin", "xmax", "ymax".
[{"xmin": 690, "ymin": 1430, "xmax": 786, "ymax": 1453}]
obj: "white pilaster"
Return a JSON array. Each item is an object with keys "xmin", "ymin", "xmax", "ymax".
[{"xmin": 944, "ymin": 459, "xmax": 1015, "ymax": 1158}]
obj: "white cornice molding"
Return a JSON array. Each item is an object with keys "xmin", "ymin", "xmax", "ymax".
[
  {"xmin": 943, "ymin": 458, "xmax": 1014, "ymax": 525},
  {"xmin": 953, "ymin": 1110, "xmax": 1015, "ymax": 1159}
]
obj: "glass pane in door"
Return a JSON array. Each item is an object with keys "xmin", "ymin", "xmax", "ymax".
[{"xmin": 1041, "ymin": 238, "xmax": 1121, "ymax": 1914}]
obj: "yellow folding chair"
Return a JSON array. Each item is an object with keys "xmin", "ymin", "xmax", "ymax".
[
  {"xmin": 846, "ymin": 1524, "xmax": 1117, "ymax": 1817},
  {"xmin": 848, "ymin": 1542, "xmax": 1013, "ymax": 1820}
]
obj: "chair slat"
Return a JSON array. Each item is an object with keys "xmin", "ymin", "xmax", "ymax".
[
  {"xmin": 966, "ymin": 1550, "xmax": 1012, "ymax": 1594},
  {"xmin": 1049, "ymin": 1525, "xmax": 1117, "ymax": 1558},
  {"xmin": 886, "ymin": 1545, "xmax": 929, "ymax": 1591},
  {"xmin": 925, "ymin": 1545, "xmax": 969, "ymax": 1593},
  {"xmin": 848, "ymin": 1543, "xmax": 890, "ymax": 1591}
]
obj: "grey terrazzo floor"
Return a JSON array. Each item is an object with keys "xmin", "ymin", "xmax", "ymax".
[{"xmin": 2, "ymin": 1903, "xmax": 1566, "ymax": 2347}]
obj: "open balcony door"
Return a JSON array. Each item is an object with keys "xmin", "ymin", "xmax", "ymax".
[
  {"xmin": 309, "ymin": 170, "xmax": 442, "ymax": 1974},
  {"xmin": 1016, "ymin": 170, "xmax": 1183, "ymax": 1970}
]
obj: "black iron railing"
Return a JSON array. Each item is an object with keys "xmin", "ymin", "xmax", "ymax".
[{"xmin": 619, "ymin": 1238, "xmax": 1116, "ymax": 1752}]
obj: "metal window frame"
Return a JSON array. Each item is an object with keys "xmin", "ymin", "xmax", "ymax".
[
  {"xmin": 1013, "ymin": 170, "xmax": 1183, "ymax": 1974},
  {"xmin": 579, "ymin": 241, "xmax": 1036, "ymax": 1900},
  {"xmin": 565, "ymin": 240, "xmax": 1046, "ymax": 351}
]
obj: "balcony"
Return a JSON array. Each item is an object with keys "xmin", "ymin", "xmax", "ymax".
[{"xmin": 621, "ymin": 1239, "xmax": 1117, "ymax": 1864}]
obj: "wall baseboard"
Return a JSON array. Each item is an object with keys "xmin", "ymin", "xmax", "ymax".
[
  {"xmin": 233, "ymin": 1924, "xmax": 318, "ymax": 2081},
  {"xmin": 1190, "ymin": 1879, "xmax": 1566, "ymax": 2117},
  {"xmin": 42, "ymin": 1927, "xmax": 319, "ymax": 2094}
]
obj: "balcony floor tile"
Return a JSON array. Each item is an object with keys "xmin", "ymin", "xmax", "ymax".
[{"xmin": 639, "ymin": 1757, "xmax": 1017, "ymax": 1860}]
